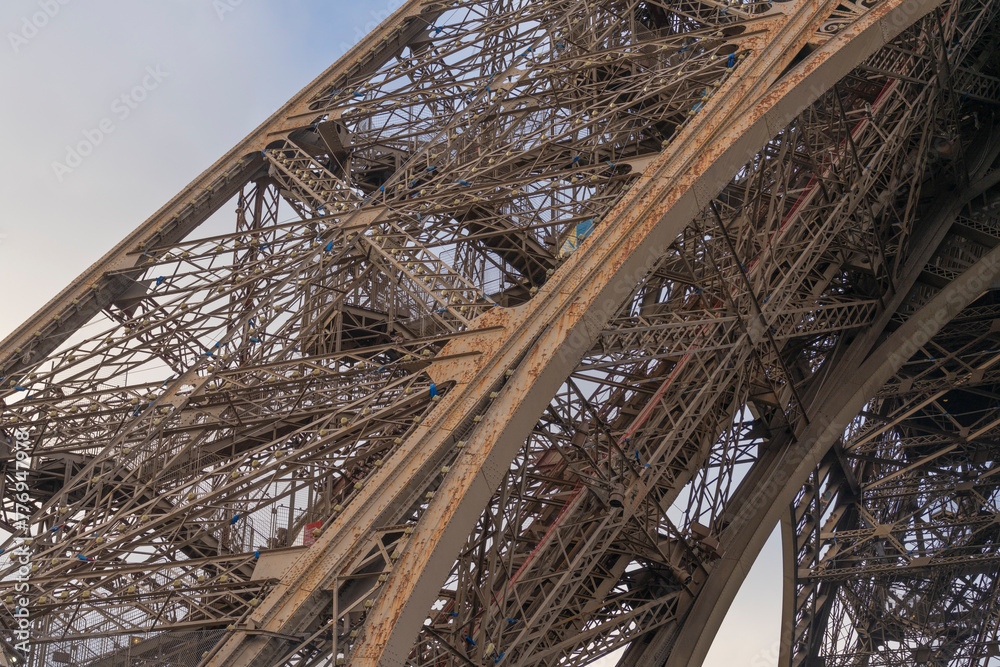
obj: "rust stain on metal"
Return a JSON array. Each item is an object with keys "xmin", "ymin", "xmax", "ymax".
[{"xmin": 427, "ymin": 308, "xmax": 523, "ymax": 385}]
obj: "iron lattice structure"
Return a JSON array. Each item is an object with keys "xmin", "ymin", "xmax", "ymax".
[{"xmin": 1, "ymin": 0, "xmax": 1000, "ymax": 665}]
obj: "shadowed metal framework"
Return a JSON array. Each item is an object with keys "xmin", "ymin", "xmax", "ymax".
[{"xmin": 1, "ymin": 0, "xmax": 999, "ymax": 665}]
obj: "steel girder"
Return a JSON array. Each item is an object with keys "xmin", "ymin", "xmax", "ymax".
[{"xmin": 1, "ymin": 0, "xmax": 999, "ymax": 666}]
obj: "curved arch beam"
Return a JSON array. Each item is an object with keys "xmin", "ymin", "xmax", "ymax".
[{"xmin": 208, "ymin": 0, "xmax": 946, "ymax": 663}]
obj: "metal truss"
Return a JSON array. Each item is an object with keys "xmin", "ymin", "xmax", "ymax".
[{"xmin": 0, "ymin": 0, "xmax": 999, "ymax": 666}]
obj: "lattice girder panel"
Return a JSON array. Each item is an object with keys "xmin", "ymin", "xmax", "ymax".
[
  {"xmin": 1, "ymin": 0, "xmax": 754, "ymax": 658},
  {"xmin": 788, "ymin": 289, "xmax": 1000, "ymax": 666},
  {"xmin": 671, "ymin": 5, "xmax": 1000, "ymax": 666},
  {"xmin": 0, "ymin": 0, "xmax": 768, "ymax": 661},
  {"xmin": 1, "ymin": 0, "xmax": 997, "ymax": 665}
]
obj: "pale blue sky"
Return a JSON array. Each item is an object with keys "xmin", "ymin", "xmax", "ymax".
[{"xmin": 0, "ymin": 2, "xmax": 782, "ymax": 665}]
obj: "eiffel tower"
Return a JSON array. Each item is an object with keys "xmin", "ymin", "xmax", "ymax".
[{"xmin": 2, "ymin": 0, "xmax": 1000, "ymax": 665}]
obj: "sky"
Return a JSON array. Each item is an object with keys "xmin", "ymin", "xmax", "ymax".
[{"xmin": 0, "ymin": 1, "xmax": 782, "ymax": 665}]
